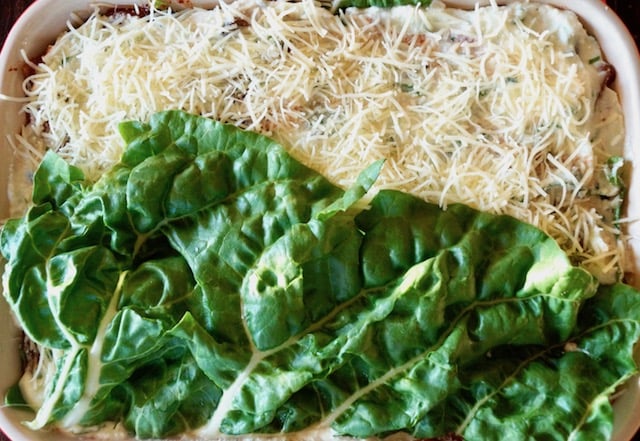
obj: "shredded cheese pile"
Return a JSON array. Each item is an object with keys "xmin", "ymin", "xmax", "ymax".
[{"xmin": 11, "ymin": 0, "xmax": 626, "ymax": 282}]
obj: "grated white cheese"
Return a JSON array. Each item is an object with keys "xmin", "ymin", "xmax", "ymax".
[{"xmin": 9, "ymin": 0, "xmax": 626, "ymax": 282}]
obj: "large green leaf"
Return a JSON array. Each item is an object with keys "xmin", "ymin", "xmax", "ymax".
[{"xmin": 1, "ymin": 110, "xmax": 639, "ymax": 441}]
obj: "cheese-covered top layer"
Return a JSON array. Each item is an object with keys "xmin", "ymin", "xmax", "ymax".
[{"xmin": 11, "ymin": 0, "xmax": 626, "ymax": 282}]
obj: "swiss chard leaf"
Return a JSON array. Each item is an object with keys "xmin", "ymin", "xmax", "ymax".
[{"xmin": 1, "ymin": 110, "xmax": 639, "ymax": 441}]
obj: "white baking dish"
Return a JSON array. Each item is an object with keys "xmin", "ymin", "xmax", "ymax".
[{"xmin": 0, "ymin": 0, "xmax": 639, "ymax": 440}]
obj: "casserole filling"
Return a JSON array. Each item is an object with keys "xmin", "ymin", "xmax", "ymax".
[{"xmin": 2, "ymin": 1, "xmax": 636, "ymax": 440}]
